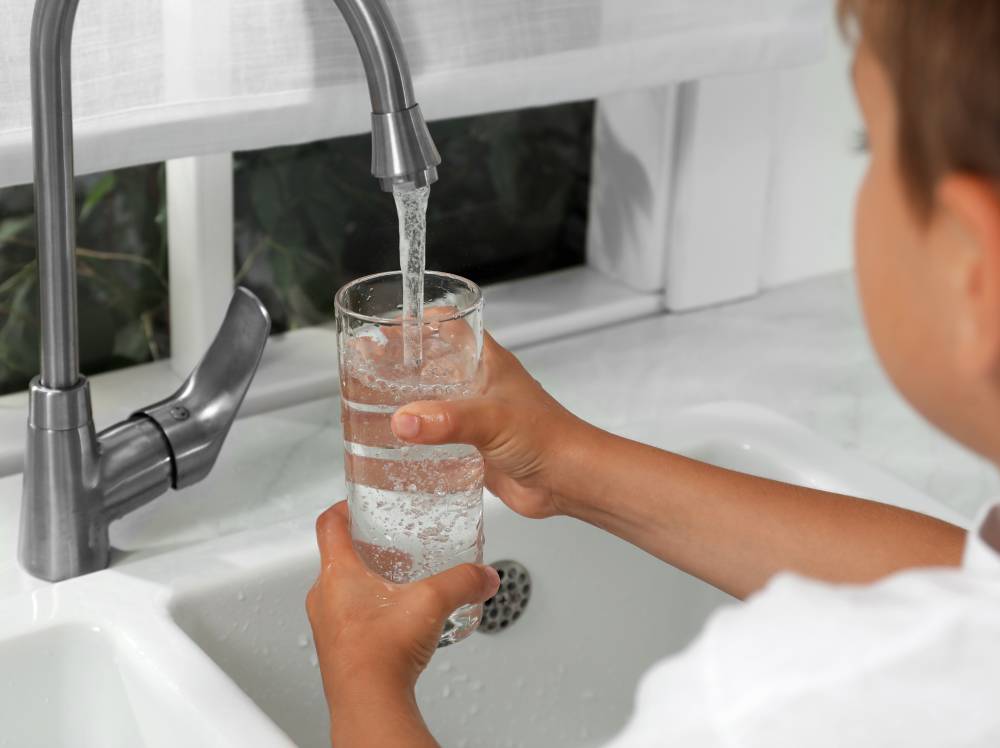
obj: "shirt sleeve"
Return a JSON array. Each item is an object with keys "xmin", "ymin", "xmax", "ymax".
[{"xmin": 603, "ymin": 569, "xmax": 1000, "ymax": 748}]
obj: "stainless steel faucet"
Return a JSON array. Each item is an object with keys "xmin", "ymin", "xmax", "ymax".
[{"xmin": 21, "ymin": 0, "xmax": 442, "ymax": 582}]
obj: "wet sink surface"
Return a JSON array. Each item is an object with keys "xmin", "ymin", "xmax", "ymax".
[
  {"xmin": 171, "ymin": 506, "xmax": 727, "ymax": 748},
  {"xmin": 162, "ymin": 402, "xmax": 965, "ymax": 747}
]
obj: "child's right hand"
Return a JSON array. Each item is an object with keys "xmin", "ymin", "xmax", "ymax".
[{"xmin": 390, "ymin": 334, "xmax": 598, "ymax": 520}]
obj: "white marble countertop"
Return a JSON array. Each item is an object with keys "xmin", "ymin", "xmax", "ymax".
[{"xmin": 509, "ymin": 271, "xmax": 999, "ymax": 521}]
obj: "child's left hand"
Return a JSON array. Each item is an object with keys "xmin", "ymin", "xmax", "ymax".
[{"xmin": 306, "ymin": 502, "xmax": 500, "ymax": 745}]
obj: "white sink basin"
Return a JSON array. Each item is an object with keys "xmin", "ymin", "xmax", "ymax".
[
  {"xmin": 0, "ymin": 400, "xmax": 967, "ymax": 746},
  {"xmin": 0, "ymin": 586, "xmax": 232, "ymax": 748},
  {"xmin": 0, "ymin": 625, "xmax": 155, "ymax": 747},
  {"xmin": 170, "ymin": 502, "xmax": 729, "ymax": 748}
]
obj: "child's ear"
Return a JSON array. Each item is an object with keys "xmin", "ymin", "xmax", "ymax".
[{"xmin": 938, "ymin": 176, "xmax": 1000, "ymax": 379}]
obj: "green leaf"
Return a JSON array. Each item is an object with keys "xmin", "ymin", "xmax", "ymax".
[
  {"xmin": 112, "ymin": 318, "xmax": 151, "ymax": 361},
  {"xmin": 79, "ymin": 173, "xmax": 116, "ymax": 223},
  {"xmin": 0, "ymin": 216, "xmax": 33, "ymax": 244}
]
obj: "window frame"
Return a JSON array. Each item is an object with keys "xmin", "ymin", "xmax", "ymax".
[{"xmin": 0, "ymin": 94, "xmax": 677, "ymax": 476}]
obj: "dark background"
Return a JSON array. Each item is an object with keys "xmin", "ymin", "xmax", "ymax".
[{"xmin": 0, "ymin": 101, "xmax": 594, "ymax": 394}]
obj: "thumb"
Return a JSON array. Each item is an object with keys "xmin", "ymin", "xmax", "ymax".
[
  {"xmin": 392, "ymin": 398, "xmax": 504, "ymax": 449},
  {"xmin": 411, "ymin": 563, "xmax": 501, "ymax": 619}
]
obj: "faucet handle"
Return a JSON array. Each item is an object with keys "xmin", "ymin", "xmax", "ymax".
[{"xmin": 139, "ymin": 287, "xmax": 271, "ymax": 489}]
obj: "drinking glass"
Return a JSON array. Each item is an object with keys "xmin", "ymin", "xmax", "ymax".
[{"xmin": 335, "ymin": 270, "xmax": 485, "ymax": 646}]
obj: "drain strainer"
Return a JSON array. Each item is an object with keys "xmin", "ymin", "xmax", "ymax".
[{"xmin": 479, "ymin": 560, "xmax": 531, "ymax": 634}]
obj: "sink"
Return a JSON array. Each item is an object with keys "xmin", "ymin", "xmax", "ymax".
[
  {"xmin": 171, "ymin": 503, "xmax": 729, "ymax": 748},
  {"xmin": 0, "ymin": 622, "xmax": 205, "ymax": 748},
  {"xmin": 165, "ymin": 401, "xmax": 966, "ymax": 748},
  {"xmin": 0, "ymin": 400, "xmax": 966, "ymax": 746}
]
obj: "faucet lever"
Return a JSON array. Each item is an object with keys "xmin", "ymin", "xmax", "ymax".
[{"xmin": 138, "ymin": 287, "xmax": 271, "ymax": 489}]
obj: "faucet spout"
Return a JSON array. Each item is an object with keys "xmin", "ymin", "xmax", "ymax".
[{"xmin": 332, "ymin": 0, "xmax": 441, "ymax": 191}]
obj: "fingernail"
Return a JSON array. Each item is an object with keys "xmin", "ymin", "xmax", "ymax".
[
  {"xmin": 483, "ymin": 565, "xmax": 501, "ymax": 591},
  {"xmin": 393, "ymin": 413, "xmax": 421, "ymax": 439}
]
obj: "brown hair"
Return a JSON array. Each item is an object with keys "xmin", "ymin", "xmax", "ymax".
[{"xmin": 838, "ymin": 1, "xmax": 1000, "ymax": 214}]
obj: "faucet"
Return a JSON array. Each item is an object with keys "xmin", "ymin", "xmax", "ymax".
[{"xmin": 21, "ymin": 0, "xmax": 442, "ymax": 582}]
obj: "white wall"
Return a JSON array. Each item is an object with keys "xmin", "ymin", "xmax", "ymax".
[
  {"xmin": 586, "ymin": 23, "xmax": 866, "ymax": 310},
  {"xmin": 760, "ymin": 26, "xmax": 866, "ymax": 288}
]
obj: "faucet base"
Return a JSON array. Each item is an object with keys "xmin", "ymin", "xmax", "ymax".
[{"xmin": 19, "ymin": 377, "xmax": 109, "ymax": 582}]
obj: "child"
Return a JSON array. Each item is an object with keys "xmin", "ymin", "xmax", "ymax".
[{"xmin": 306, "ymin": 1, "xmax": 1000, "ymax": 745}]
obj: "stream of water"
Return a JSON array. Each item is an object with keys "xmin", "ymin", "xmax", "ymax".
[{"xmin": 394, "ymin": 185, "xmax": 431, "ymax": 372}]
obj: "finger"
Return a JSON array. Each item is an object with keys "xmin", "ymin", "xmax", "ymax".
[
  {"xmin": 411, "ymin": 563, "xmax": 501, "ymax": 619},
  {"xmin": 391, "ymin": 398, "xmax": 504, "ymax": 448},
  {"xmin": 315, "ymin": 501, "xmax": 355, "ymax": 564}
]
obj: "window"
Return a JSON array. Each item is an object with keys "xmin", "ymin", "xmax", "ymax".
[
  {"xmin": 0, "ymin": 163, "xmax": 168, "ymax": 395},
  {"xmin": 234, "ymin": 101, "xmax": 594, "ymax": 333},
  {"xmin": 0, "ymin": 101, "xmax": 595, "ymax": 394}
]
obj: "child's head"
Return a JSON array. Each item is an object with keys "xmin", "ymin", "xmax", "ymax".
[{"xmin": 840, "ymin": 1, "xmax": 1000, "ymax": 460}]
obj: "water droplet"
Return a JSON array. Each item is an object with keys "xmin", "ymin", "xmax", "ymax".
[
  {"xmin": 236, "ymin": 590, "xmax": 245, "ymax": 602},
  {"xmin": 309, "ymin": 652, "xmax": 319, "ymax": 667},
  {"xmin": 437, "ymin": 661, "xmax": 452, "ymax": 673},
  {"xmin": 468, "ymin": 704, "xmax": 479, "ymax": 716},
  {"xmin": 442, "ymin": 685, "xmax": 451, "ymax": 698},
  {"xmin": 469, "ymin": 680, "xmax": 483, "ymax": 692},
  {"xmin": 297, "ymin": 634, "xmax": 310, "ymax": 648}
]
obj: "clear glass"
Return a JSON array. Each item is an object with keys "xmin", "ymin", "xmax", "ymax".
[{"xmin": 335, "ymin": 271, "xmax": 485, "ymax": 646}]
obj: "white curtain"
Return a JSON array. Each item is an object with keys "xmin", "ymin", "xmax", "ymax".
[{"xmin": 0, "ymin": 0, "xmax": 827, "ymax": 188}]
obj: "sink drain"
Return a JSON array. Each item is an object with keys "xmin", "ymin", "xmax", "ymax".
[{"xmin": 479, "ymin": 560, "xmax": 531, "ymax": 634}]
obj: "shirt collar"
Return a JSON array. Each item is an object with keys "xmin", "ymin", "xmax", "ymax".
[{"xmin": 962, "ymin": 502, "xmax": 1000, "ymax": 572}]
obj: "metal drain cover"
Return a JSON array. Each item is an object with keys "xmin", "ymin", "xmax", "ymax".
[{"xmin": 479, "ymin": 560, "xmax": 531, "ymax": 634}]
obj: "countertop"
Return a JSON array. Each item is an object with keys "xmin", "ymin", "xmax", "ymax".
[{"xmin": 508, "ymin": 271, "xmax": 999, "ymax": 521}]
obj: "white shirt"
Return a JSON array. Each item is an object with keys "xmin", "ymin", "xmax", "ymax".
[{"xmin": 608, "ymin": 504, "xmax": 1000, "ymax": 747}]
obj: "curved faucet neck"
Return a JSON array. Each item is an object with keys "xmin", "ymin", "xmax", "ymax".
[
  {"xmin": 31, "ymin": 0, "xmax": 81, "ymax": 389},
  {"xmin": 332, "ymin": 0, "xmax": 415, "ymax": 114}
]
